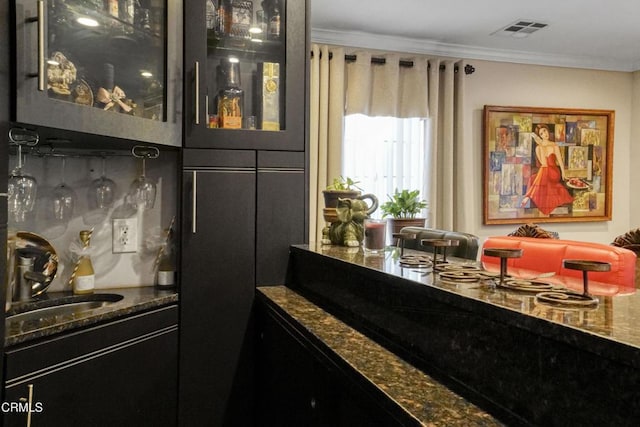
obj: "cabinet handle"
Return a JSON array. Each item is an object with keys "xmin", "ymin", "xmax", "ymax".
[
  {"xmin": 26, "ymin": 383, "xmax": 34, "ymax": 427},
  {"xmin": 194, "ymin": 61, "xmax": 200, "ymax": 125},
  {"xmin": 191, "ymin": 171, "xmax": 197, "ymax": 234},
  {"xmin": 27, "ymin": 1, "xmax": 46, "ymax": 91}
]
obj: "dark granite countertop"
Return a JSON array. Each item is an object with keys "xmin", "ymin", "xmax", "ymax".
[
  {"xmin": 287, "ymin": 243, "xmax": 640, "ymax": 425},
  {"xmin": 5, "ymin": 287, "xmax": 178, "ymax": 347},
  {"xmin": 258, "ymin": 285, "xmax": 503, "ymax": 427},
  {"xmin": 296, "ymin": 243, "xmax": 640, "ymax": 367}
]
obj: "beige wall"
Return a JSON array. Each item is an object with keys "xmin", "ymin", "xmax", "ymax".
[
  {"xmin": 631, "ymin": 71, "xmax": 640, "ymax": 229},
  {"xmin": 463, "ymin": 60, "xmax": 634, "ymax": 244}
]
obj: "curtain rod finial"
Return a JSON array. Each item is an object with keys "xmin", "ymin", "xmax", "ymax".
[{"xmin": 464, "ymin": 64, "xmax": 476, "ymax": 75}]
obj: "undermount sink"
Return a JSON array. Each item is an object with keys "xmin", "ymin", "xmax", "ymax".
[{"xmin": 6, "ymin": 293, "xmax": 124, "ymax": 323}]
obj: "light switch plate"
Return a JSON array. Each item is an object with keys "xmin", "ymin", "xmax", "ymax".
[{"xmin": 112, "ymin": 218, "xmax": 138, "ymax": 253}]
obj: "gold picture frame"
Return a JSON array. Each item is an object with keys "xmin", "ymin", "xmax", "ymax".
[{"xmin": 483, "ymin": 105, "xmax": 614, "ymax": 224}]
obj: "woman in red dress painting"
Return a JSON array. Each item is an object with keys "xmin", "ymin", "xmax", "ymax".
[{"xmin": 520, "ymin": 124, "xmax": 573, "ymax": 215}]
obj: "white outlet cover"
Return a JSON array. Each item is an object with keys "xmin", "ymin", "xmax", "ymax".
[{"xmin": 112, "ymin": 218, "xmax": 138, "ymax": 253}]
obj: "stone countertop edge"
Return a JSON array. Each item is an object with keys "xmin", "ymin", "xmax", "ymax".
[
  {"xmin": 5, "ymin": 287, "xmax": 179, "ymax": 347},
  {"xmin": 257, "ymin": 285, "xmax": 503, "ymax": 427},
  {"xmin": 290, "ymin": 244, "xmax": 640, "ymax": 370}
]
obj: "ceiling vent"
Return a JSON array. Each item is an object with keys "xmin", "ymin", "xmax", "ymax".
[{"xmin": 492, "ymin": 20, "xmax": 548, "ymax": 38}]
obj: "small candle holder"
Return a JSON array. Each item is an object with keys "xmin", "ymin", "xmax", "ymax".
[
  {"xmin": 562, "ymin": 259, "xmax": 611, "ymax": 297},
  {"xmin": 421, "ymin": 239, "xmax": 460, "ymax": 268},
  {"xmin": 482, "ymin": 248, "xmax": 523, "ymax": 286},
  {"xmin": 393, "ymin": 232, "xmax": 416, "ymax": 257}
]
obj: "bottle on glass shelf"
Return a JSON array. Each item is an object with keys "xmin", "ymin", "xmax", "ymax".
[
  {"xmin": 119, "ymin": 0, "xmax": 136, "ymax": 25},
  {"xmin": 206, "ymin": 0, "xmax": 216, "ymax": 31},
  {"xmin": 73, "ymin": 230, "xmax": 95, "ymax": 295},
  {"xmin": 217, "ymin": 58, "xmax": 243, "ymax": 129},
  {"xmin": 105, "ymin": 0, "xmax": 119, "ymax": 17},
  {"xmin": 267, "ymin": 0, "xmax": 280, "ymax": 40},
  {"xmin": 217, "ymin": 0, "xmax": 231, "ymax": 36}
]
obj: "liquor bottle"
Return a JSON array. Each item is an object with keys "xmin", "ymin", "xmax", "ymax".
[
  {"xmin": 206, "ymin": 0, "xmax": 216, "ymax": 31},
  {"xmin": 73, "ymin": 230, "xmax": 95, "ymax": 295},
  {"xmin": 206, "ymin": 0, "xmax": 219, "ymax": 46},
  {"xmin": 230, "ymin": 0, "xmax": 253, "ymax": 39},
  {"xmin": 217, "ymin": 58, "xmax": 243, "ymax": 129},
  {"xmin": 155, "ymin": 228, "xmax": 176, "ymax": 289},
  {"xmin": 217, "ymin": 0, "xmax": 232, "ymax": 36},
  {"xmin": 105, "ymin": 0, "xmax": 119, "ymax": 17},
  {"xmin": 267, "ymin": 0, "xmax": 280, "ymax": 40},
  {"xmin": 119, "ymin": 0, "xmax": 135, "ymax": 25}
]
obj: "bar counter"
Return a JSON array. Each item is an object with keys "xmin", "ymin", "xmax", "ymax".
[
  {"xmin": 285, "ymin": 243, "xmax": 640, "ymax": 426},
  {"xmin": 258, "ymin": 285, "xmax": 502, "ymax": 426}
]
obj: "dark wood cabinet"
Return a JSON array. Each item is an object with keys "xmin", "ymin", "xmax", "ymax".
[
  {"xmin": 255, "ymin": 299, "xmax": 406, "ymax": 427},
  {"xmin": 180, "ymin": 149, "xmax": 256, "ymax": 426},
  {"xmin": 3, "ymin": 305, "xmax": 179, "ymax": 427},
  {"xmin": 179, "ymin": 147, "xmax": 307, "ymax": 425},
  {"xmin": 178, "ymin": 2, "xmax": 308, "ymax": 425},
  {"xmin": 183, "ymin": 0, "xmax": 307, "ymax": 150},
  {"xmin": 12, "ymin": 0, "xmax": 182, "ymax": 147},
  {"xmin": 256, "ymin": 150, "xmax": 306, "ymax": 285}
]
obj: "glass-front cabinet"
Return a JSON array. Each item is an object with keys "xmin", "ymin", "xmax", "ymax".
[
  {"xmin": 13, "ymin": 0, "xmax": 182, "ymax": 147},
  {"xmin": 184, "ymin": 0, "xmax": 306, "ymax": 150}
]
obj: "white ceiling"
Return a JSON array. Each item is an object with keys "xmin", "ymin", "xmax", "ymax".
[{"xmin": 310, "ymin": 0, "xmax": 640, "ymax": 72}]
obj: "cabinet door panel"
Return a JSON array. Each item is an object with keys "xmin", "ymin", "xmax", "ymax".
[
  {"xmin": 4, "ymin": 328, "xmax": 178, "ymax": 427},
  {"xmin": 4, "ymin": 307, "xmax": 179, "ymax": 427},
  {"xmin": 180, "ymin": 150, "xmax": 256, "ymax": 426},
  {"xmin": 257, "ymin": 151, "xmax": 307, "ymax": 285}
]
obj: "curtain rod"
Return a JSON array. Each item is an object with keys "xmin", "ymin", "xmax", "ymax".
[{"xmin": 310, "ymin": 51, "xmax": 476, "ymax": 75}]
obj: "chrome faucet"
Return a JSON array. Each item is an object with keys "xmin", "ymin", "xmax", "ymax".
[{"xmin": 16, "ymin": 255, "xmax": 35, "ymax": 302}]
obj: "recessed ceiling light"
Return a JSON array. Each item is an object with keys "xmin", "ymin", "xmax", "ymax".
[{"xmin": 491, "ymin": 19, "xmax": 548, "ymax": 38}]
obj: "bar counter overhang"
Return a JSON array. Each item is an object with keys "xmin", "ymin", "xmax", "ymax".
[{"xmin": 284, "ymin": 243, "xmax": 640, "ymax": 426}]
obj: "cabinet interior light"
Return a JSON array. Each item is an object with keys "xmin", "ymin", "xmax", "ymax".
[{"xmin": 77, "ymin": 17, "xmax": 99, "ymax": 27}]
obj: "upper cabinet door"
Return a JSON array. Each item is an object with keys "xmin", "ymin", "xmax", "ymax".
[
  {"xmin": 184, "ymin": 0, "xmax": 307, "ymax": 150},
  {"xmin": 13, "ymin": 0, "xmax": 182, "ymax": 147}
]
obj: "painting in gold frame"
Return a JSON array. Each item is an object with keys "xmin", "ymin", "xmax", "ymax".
[{"xmin": 483, "ymin": 105, "xmax": 614, "ymax": 225}]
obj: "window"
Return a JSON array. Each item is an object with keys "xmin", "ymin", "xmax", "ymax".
[{"xmin": 342, "ymin": 114, "xmax": 429, "ymax": 219}]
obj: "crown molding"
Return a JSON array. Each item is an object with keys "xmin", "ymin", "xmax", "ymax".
[{"xmin": 311, "ymin": 28, "xmax": 638, "ymax": 73}]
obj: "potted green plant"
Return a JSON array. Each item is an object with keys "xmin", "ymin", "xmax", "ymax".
[
  {"xmin": 322, "ymin": 176, "xmax": 363, "ymax": 208},
  {"xmin": 380, "ymin": 189, "xmax": 428, "ymax": 241}
]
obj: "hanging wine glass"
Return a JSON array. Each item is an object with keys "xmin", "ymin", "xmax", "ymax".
[
  {"xmin": 129, "ymin": 145, "xmax": 158, "ymax": 210},
  {"xmin": 51, "ymin": 157, "xmax": 77, "ymax": 221},
  {"xmin": 8, "ymin": 143, "xmax": 38, "ymax": 223},
  {"xmin": 88, "ymin": 156, "xmax": 117, "ymax": 210}
]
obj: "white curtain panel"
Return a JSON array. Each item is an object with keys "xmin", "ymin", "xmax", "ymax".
[
  {"xmin": 309, "ymin": 44, "xmax": 346, "ymax": 243},
  {"xmin": 425, "ymin": 59, "xmax": 468, "ymax": 230},
  {"xmin": 310, "ymin": 44, "xmax": 470, "ymax": 238},
  {"xmin": 345, "ymin": 52, "xmax": 429, "ymax": 119}
]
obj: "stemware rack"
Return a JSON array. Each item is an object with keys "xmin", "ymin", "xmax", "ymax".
[{"xmin": 8, "ymin": 127, "xmax": 161, "ymax": 161}]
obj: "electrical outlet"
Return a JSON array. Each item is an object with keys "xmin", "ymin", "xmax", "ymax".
[{"xmin": 112, "ymin": 218, "xmax": 138, "ymax": 253}]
